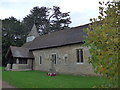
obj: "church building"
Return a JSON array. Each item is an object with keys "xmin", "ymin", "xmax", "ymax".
[{"xmin": 5, "ymin": 23, "xmax": 98, "ymax": 76}]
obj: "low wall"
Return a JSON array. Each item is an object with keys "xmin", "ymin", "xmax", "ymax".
[
  {"xmin": 6, "ymin": 59, "xmax": 33, "ymax": 71},
  {"xmin": 12, "ymin": 64, "xmax": 31, "ymax": 70}
]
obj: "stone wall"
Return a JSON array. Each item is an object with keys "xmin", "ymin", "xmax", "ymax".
[
  {"xmin": 33, "ymin": 44, "xmax": 98, "ymax": 76},
  {"xmin": 14, "ymin": 59, "xmax": 32, "ymax": 70},
  {"xmin": 6, "ymin": 59, "xmax": 33, "ymax": 71}
]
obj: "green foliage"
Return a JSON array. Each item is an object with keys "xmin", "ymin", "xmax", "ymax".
[
  {"xmin": 23, "ymin": 6, "xmax": 71, "ymax": 35},
  {"xmin": 3, "ymin": 71, "xmax": 107, "ymax": 88},
  {"xmin": 2, "ymin": 17, "xmax": 26, "ymax": 66},
  {"xmin": 23, "ymin": 6, "xmax": 50, "ymax": 35},
  {"xmin": 0, "ymin": 20, "xmax": 2, "ymax": 66},
  {"xmin": 83, "ymin": 1, "xmax": 119, "ymax": 88}
]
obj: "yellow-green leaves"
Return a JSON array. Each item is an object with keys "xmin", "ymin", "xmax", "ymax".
[{"xmin": 83, "ymin": 1, "xmax": 119, "ymax": 88}]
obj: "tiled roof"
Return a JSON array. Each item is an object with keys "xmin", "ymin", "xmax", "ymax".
[
  {"xmin": 28, "ymin": 24, "xmax": 89, "ymax": 50},
  {"xmin": 6, "ymin": 46, "xmax": 34, "ymax": 59}
]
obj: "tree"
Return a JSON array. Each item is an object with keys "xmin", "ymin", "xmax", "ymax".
[
  {"xmin": 49, "ymin": 6, "xmax": 71, "ymax": 32},
  {"xmin": 2, "ymin": 17, "xmax": 26, "ymax": 66},
  {"xmin": 0, "ymin": 19, "xmax": 2, "ymax": 66},
  {"xmin": 23, "ymin": 6, "xmax": 50, "ymax": 35},
  {"xmin": 23, "ymin": 6, "xmax": 71, "ymax": 35},
  {"xmin": 83, "ymin": 1, "xmax": 119, "ymax": 88}
]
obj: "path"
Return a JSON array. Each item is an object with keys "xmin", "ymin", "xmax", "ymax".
[{"xmin": 0, "ymin": 80, "xmax": 15, "ymax": 89}]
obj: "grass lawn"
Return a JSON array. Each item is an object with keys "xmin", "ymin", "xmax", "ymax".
[
  {"xmin": 0, "ymin": 67, "xmax": 2, "ymax": 80},
  {"xmin": 2, "ymin": 71, "xmax": 107, "ymax": 88}
]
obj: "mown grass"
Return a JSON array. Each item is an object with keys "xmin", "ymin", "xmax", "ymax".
[
  {"xmin": 0, "ymin": 67, "xmax": 2, "ymax": 80},
  {"xmin": 2, "ymin": 71, "xmax": 107, "ymax": 88}
]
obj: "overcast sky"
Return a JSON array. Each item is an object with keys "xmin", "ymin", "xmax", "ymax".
[{"xmin": 0, "ymin": 0, "xmax": 111, "ymax": 27}]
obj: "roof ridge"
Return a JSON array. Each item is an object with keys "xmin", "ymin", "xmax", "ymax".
[
  {"xmin": 70, "ymin": 23, "xmax": 90, "ymax": 29},
  {"xmin": 35, "ymin": 23, "xmax": 90, "ymax": 39},
  {"xmin": 10, "ymin": 46, "xmax": 29, "ymax": 49}
]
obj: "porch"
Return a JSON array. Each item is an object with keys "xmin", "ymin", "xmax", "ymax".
[
  {"xmin": 5, "ymin": 46, "xmax": 34, "ymax": 71},
  {"xmin": 6, "ymin": 58, "xmax": 34, "ymax": 71}
]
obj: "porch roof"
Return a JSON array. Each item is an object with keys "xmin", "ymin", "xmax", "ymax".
[{"xmin": 6, "ymin": 46, "xmax": 34, "ymax": 59}]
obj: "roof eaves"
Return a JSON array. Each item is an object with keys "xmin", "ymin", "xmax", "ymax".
[{"xmin": 30, "ymin": 41, "xmax": 84, "ymax": 51}]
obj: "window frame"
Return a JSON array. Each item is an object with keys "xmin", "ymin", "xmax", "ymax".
[
  {"xmin": 19, "ymin": 59, "xmax": 28, "ymax": 64},
  {"xmin": 51, "ymin": 53, "xmax": 57, "ymax": 64},
  {"xmin": 64, "ymin": 54, "xmax": 68, "ymax": 64},
  {"xmin": 39, "ymin": 56, "xmax": 42, "ymax": 65},
  {"xmin": 76, "ymin": 48, "xmax": 84, "ymax": 64}
]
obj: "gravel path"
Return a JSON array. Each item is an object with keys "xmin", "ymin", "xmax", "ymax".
[{"xmin": 0, "ymin": 80, "xmax": 15, "ymax": 89}]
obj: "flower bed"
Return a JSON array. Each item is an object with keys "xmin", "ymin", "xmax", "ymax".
[{"xmin": 47, "ymin": 72, "xmax": 56, "ymax": 76}]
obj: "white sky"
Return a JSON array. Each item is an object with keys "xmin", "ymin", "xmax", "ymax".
[{"xmin": 0, "ymin": 0, "xmax": 111, "ymax": 27}]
